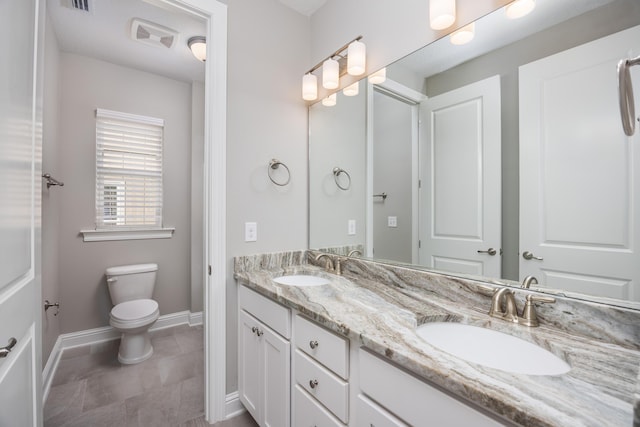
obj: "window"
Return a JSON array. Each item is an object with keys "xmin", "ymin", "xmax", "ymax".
[{"xmin": 95, "ymin": 109, "xmax": 164, "ymax": 229}]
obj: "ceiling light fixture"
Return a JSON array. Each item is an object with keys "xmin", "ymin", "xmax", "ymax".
[
  {"xmin": 188, "ymin": 36, "xmax": 206, "ymax": 62},
  {"xmin": 505, "ymin": 0, "xmax": 535, "ymax": 19},
  {"xmin": 450, "ymin": 22, "xmax": 475, "ymax": 45},
  {"xmin": 430, "ymin": 0, "xmax": 456, "ymax": 30},
  {"xmin": 301, "ymin": 36, "xmax": 365, "ymax": 101}
]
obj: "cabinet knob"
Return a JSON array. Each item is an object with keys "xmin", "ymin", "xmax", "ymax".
[
  {"xmin": 309, "ymin": 379, "xmax": 318, "ymax": 389},
  {"xmin": 309, "ymin": 340, "xmax": 319, "ymax": 349},
  {"xmin": 256, "ymin": 329, "xmax": 263, "ymax": 337},
  {"xmin": 251, "ymin": 326, "xmax": 257, "ymax": 334}
]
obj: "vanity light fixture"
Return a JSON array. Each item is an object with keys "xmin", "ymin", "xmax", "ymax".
[
  {"xmin": 188, "ymin": 36, "xmax": 206, "ymax": 62},
  {"xmin": 323, "ymin": 57, "xmax": 340, "ymax": 89},
  {"xmin": 300, "ymin": 36, "xmax": 365, "ymax": 101},
  {"xmin": 505, "ymin": 0, "xmax": 535, "ymax": 19},
  {"xmin": 369, "ymin": 67, "xmax": 387, "ymax": 84},
  {"xmin": 322, "ymin": 93, "xmax": 337, "ymax": 106},
  {"xmin": 430, "ymin": 0, "xmax": 456, "ymax": 30},
  {"xmin": 303, "ymin": 73, "xmax": 318, "ymax": 101},
  {"xmin": 343, "ymin": 81, "xmax": 359, "ymax": 97},
  {"xmin": 450, "ymin": 22, "xmax": 475, "ymax": 45}
]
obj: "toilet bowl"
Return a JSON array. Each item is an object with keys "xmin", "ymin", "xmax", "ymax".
[{"xmin": 105, "ymin": 263, "xmax": 159, "ymax": 364}]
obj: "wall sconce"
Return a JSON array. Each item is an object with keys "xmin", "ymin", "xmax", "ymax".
[
  {"xmin": 343, "ymin": 81, "xmax": 359, "ymax": 97},
  {"xmin": 369, "ymin": 67, "xmax": 387, "ymax": 84},
  {"xmin": 322, "ymin": 93, "xmax": 337, "ymax": 107},
  {"xmin": 430, "ymin": 0, "xmax": 456, "ymax": 31},
  {"xmin": 188, "ymin": 36, "xmax": 206, "ymax": 62},
  {"xmin": 301, "ymin": 36, "xmax": 365, "ymax": 101},
  {"xmin": 450, "ymin": 22, "xmax": 475, "ymax": 45},
  {"xmin": 505, "ymin": 0, "xmax": 535, "ymax": 19}
]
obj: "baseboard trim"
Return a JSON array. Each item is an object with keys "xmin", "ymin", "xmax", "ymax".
[
  {"xmin": 42, "ymin": 310, "xmax": 203, "ymax": 404},
  {"xmin": 225, "ymin": 391, "xmax": 246, "ymax": 419}
]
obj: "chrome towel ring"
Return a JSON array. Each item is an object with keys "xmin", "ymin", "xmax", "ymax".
[
  {"xmin": 333, "ymin": 167, "xmax": 351, "ymax": 190},
  {"xmin": 268, "ymin": 159, "xmax": 291, "ymax": 186},
  {"xmin": 618, "ymin": 55, "xmax": 640, "ymax": 136}
]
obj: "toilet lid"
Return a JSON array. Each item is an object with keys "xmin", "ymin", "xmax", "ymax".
[{"xmin": 111, "ymin": 299, "xmax": 158, "ymax": 321}]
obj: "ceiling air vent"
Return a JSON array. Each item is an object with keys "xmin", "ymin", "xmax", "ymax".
[
  {"xmin": 130, "ymin": 18, "xmax": 178, "ymax": 49},
  {"xmin": 63, "ymin": 0, "xmax": 92, "ymax": 13}
]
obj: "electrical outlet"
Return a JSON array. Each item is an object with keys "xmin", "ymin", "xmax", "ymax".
[
  {"xmin": 348, "ymin": 219, "xmax": 356, "ymax": 235},
  {"xmin": 388, "ymin": 216, "xmax": 397, "ymax": 227},
  {"xmin": 245, "ymin": 222, "xmax": 257, "ymax": 242}
]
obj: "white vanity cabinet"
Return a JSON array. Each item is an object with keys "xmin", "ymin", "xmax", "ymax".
[
  {"xmin": 358, "ymin": 349, "xmax": 508, "ymax": 427},
  {"xmin": 238, "ymin": 286, "xmax": 291, "ymax": 427},
  {"xmin": 293, "ymin": 315, "xmax": 350, "ymax": 425}
]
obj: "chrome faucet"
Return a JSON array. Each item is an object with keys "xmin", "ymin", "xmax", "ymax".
[
  {"xmin": 488, "ymin": 288, "xmax": 555, "ymax": 327},
  {"xmin": 314, "ymin": 253, "xmax": 335, "ymax": 272},
  {"xmin": 521, "ymin": 275, "xmax": 538, "ymax": 289},
  {"xmin": 347, "ymin": 249, "xmax": 362, "ymax": 257}
]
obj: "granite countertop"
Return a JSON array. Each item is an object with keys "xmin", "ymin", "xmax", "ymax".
[{"xmin": 235, "ymin": 263, "xmax": 640, "ymax": 427}]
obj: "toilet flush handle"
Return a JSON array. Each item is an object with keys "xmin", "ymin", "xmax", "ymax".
[{"xmin": 107, "ymin": 277, "xmax": 118, "ymax": 283}]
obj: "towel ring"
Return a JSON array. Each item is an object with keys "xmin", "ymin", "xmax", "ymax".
[
  {"xmin": 268, "ymin": 159, "xmax": 290, "ymax": 186},
  {"xmin": 333, "ymin": 167, "xmax": 351, "ymax": 190},
  {"xmin": 618, "ymin": 56, "xmax": 640, "ymax": 136}
]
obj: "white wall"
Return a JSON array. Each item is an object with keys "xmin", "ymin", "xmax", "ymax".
[
  {"xmin": 191, "ymin": 82, "xmax": 205, "ymax": 313},
  {"xmin": 56, "ymin": 53, "xmax": 194, "ymax": 333},
  {"xmin": 225, "ymin": 0, "xmax": 310, "ymax": 393},
  {"xmin": 42, "ymin": 12, "xmax": 61, "ymax": 363}
]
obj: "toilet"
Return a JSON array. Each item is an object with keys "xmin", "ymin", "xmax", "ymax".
[{"xmin": 105, "ymin": 263, "xmax": 160, "ymax": 364}]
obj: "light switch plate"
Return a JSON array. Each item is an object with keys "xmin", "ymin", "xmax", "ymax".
[
  {"xmin": 388, "ymin": 216, "xmax": 397, "ymax": 227},
  {"xmin": 348, "ymin": 219, "xmax": 356, "ymax": 235},
  {"xmin": 245, "ymin": 222, "xmax": 257, "ymax": 242}
]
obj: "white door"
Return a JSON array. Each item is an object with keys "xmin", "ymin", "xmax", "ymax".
[
  {"xmin": 519, "ymin": 25, "xmax": 640, "ymax": 301},
  {"xmin": 261, "ymin": 325, "xmax": 290, "ymax": 427},
  {"xmin": 0, "ymin": 0, "xmax": 43, "ymax": 425},
  {"xmin": 419, "ymin": 75, "xmax": 502, "ymax": 277}
]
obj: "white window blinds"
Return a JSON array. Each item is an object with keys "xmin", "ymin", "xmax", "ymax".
[{"xmin": 95, "ymin": 109, "xmax": 164, "ymax": 229}]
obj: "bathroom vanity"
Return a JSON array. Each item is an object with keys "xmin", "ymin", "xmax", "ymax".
[{"xmin": 235, "ymin": 251, "xmax": 640, "ymax": 427}]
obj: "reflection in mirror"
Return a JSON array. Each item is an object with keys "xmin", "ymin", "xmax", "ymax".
[{"xmin": 308, "ymin": 0, "xmax": 640, "ymax": 308}]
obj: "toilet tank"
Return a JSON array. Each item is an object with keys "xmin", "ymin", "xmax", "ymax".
[{"xmin": 105, "ymin": 263, "xmax": 157, "ymax": 305}]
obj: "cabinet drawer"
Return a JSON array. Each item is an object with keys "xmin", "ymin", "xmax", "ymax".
[
  {"xmin": 359, "ymin": 349, "xmax": 506, "ymax": 427},
  {"xmin": 294, "ymin": 385, "xmax": 344, "ymax": 427},
  {"xmin": 356, "ymin": 394, "xmax": 408, "ymax": 427},
  {"xmin": 239, "ymin": 285, "xmax": 291, "ymax": 338},
  {"xmin": 295, "ymin": 315, "xmax": 349, "ymax": 379},
  {"xmin": 295, "ymin": 349, "xmax": 349, "ymax": 423}
]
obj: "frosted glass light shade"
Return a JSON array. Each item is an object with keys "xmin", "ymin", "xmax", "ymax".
[
  {"xmin": 369, "ymin": 67, "xmax": 386, "ymax": 84},
  {"xmin": 188, "ymin": 36, "xmax": 207, "ymax": 62},
  {"xmin": 343, "ymin": 81, "xmax": 359, "ymax": 97},
  {"xmin": 430, "ymin": 0, "xmax": 456, "ymax": 30},
  {"xmin": 302, "ymin": 74, "xmax": 318, "ymax": 101},
  {"xmin": 322, "ymin": 93, "xmax": 337, "ymax": 106},
  {"xmin": 505, "ymin": 0, "xmax": 535, "ymax": 19},
  {"xmin": 450, "ymin": 23, "xmax": 475, "ymax": 45},
  {"xmin": 347, "ymin": 40, "xmax": 366, "ymax": 76},
  {"xmin": 323, "ymin": 58, "xmax": 339, "ymax": 89}
]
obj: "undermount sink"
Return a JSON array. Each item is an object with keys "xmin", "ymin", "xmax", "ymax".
[
  {"xmin": 416, "ymin": 322, "xmax": 570, "ymax": 376},
  {"xmin": 272, "ymin": 275, "xmax": 330, "ymax": 287}
]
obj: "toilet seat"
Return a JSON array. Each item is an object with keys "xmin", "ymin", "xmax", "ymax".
[{"xmin": 110, "ymin": 299, "xmax": 159, "ymax": 329}]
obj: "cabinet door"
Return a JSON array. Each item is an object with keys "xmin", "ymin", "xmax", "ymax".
[
  {"xmin": 262, "ymin": 324, "xmax": 291, "ymax": 427},
  {"xmin": 239, "ymin": 310, "xmax": 262, "ymax": 423}
]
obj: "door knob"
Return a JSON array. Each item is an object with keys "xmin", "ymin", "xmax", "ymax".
[
  {"xmin": 477, "ymin": 248, "xmax": 497, "ymax": 256},
  {"xmin": 522, "ymin": 251, "xmax": 543, "ymax": 261},
  {"xmin": 0, "ymin": 337, "xmax": 17, "ymax": 358}
]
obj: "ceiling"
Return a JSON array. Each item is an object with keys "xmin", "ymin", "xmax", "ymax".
[
  {"xmin": 277, "ymin": 0, "xmax": 327, "ymax": 16},
  {"xmin": 48, "ymin": 0, "xmax": 206, "ymax": 83}
]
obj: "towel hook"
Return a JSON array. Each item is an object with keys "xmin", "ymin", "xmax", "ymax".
[
  {"xmin": 268, "ymin": 159, "xmax": 291, "ymax": 186},
  {"xmin": 618, "ymin": 55, "xmax": 640, "ymax": 136},
  {"xmin": 333, "ymin": 167, "xmax": 351, "ymax": 190}
]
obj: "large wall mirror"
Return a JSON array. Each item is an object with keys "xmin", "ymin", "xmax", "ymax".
[{"xmin": 309, "ymin": 0, "xmax": 640, "ymax": 308}]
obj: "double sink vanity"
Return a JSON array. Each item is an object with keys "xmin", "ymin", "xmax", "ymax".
[{"xmin": 235, "ymin": 250, "xmax": 640, "ymax": 427}]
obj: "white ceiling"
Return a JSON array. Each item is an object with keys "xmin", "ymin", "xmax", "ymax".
[
  {"xmin": 48, "ymin": 0, "xmax": 206, "ymax": 83},
  {"xmin": 277, "ymin": 0, "xmax": 327, "ymax": 16}
]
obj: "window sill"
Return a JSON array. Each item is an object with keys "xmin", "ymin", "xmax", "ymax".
[{"xmin": 80, "ymin": 228, "xmax": 175, "ymax": 242}]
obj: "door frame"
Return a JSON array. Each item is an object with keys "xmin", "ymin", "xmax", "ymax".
[{"xmin": 152, "ymin": 0, "xmax": 228, "ymax": 422}]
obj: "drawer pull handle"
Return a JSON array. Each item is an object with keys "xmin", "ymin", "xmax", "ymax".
[
  {"xmin": 0, "ymin": 337, "xmax": 17, "ymax": 358},
  {"xmin": 309, "ymin": 340, "xmax": 319, "ymax": 349},
  {"xmin": 309, "ymin": 379, "xmax": 318, "ymax": 389}
]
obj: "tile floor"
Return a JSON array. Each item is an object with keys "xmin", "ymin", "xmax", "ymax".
[{"xmin": 44, "ymin": 324, "xmax": 258, "ymax": 427}]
